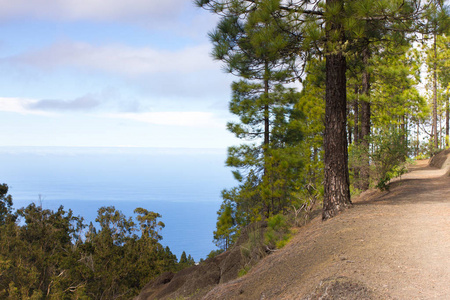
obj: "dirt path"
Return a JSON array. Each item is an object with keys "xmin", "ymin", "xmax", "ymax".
[{"xmin": 204, "ymin": 160, "xmax": 450, "ymax": 299}]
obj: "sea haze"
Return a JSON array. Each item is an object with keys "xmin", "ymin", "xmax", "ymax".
[{"xmin": 0, "ymin": 147, "xmax": 236, "ymax": 261}]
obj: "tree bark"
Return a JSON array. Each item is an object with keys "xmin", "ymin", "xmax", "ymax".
[
  {"xmin": 417, "ymin": 122, "xmax": 420, "ymax": 156},
  {"xmin": 401, "ymin": 114, "xmax": 407, "ymax": 162},
  {"xmin": 323, "ymin": 0, "xmax": 352, "ymax": 220},
  {"xmin": 446, "ymin": 93, "xmax": 449, "ymax": 148},
  {"xmin": 348, "ymin": 100, "xmax": 353, "ymax": 145},
  {"xmin": 352, "ymin": 85, "xmax": 360, "ymax": 188},
  {"xmin": 353, "ymin": 85, "xmax": 360, "ymax": 143},
  {"xmin": 433, "ymin": 31, "xmax": 438, "ymax": 150},
  {"xmin": 360, "ymin": 47, "xmax": 371, "ymax": 190},
  {"xmin": 263, "ymin": 63, "xmax": 270, "ymax": 217},
  {"xmin": 264, "ymin": 78, "xmax": 270, "ymax": 148}
]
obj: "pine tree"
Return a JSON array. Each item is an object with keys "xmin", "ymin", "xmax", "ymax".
[
  {"xmin": 198, "ymin": 0, "xmax": 428, "ymax": 219},
  {"xmin": 436, "ymin": 35, "xmax": 450, "ymax": 146},
  {"xmin": 203, "ymin": 0, "xmax": 304, "ymax": 232},
  {"xmin": 134, "ymin": 207, "xmax": 165, "ymax": 241},
  {"xmin": 213, "ymin": 200, "xmax": 236, "ymax": 250},
  {"xmin": 0, "ymin": 184, "xmax": 13, "ymax": 225},
  {"xmin": 422, "ymin": 0, "xmax": 450, "ymax": 150},
  {"xmin": 368, "ymin": 43, "xmax": 426, "ymax": 188},
  {"xmin": 179, "ymin": 251, "xmax": 187, "ymax": 264}
]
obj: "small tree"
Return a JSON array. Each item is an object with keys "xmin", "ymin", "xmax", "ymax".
[
  {"xmin": 179, "ymin": 251, "xmax": 195, "ymax": 266},
  {"xmin": 0, "ymin": 184, "xmax": 13, "ymax": 225},
  {"xmin": 371, "ymin": 128, "xmax": 409, "ymax": 190},
  {"xmin": 213, "ymin": 201, "xmax": 236, "ymax": 250},
  {"xmin": 134, "ymin": 207, "xmax": 165, "ymax": 241}
]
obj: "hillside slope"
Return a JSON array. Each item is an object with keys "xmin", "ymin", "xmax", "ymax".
[{"xmin": 138, "ymin": 156, "xmax": 450, "ymax": 299}]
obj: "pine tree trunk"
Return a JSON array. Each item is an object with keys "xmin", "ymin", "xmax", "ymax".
[
  {"xmin": 433, "ymin": 32, "xmax": 438, "ymax": 150},
  {"xmin": 352, "ymin": 86, "xmax": 360, "ymax": 188},
  {"xmin": 348, "ymin": 101, "xmax": 353, "ymax": 145},
  {"xmin": 323, "ymin": 0, "xmax": 352, "ymax": 219},
  {"xmin": 312, "ymin": 147, "xmax": 318, "ymax": 186},
  {"xmin": 417, "ymin": 122, "xmax": 420, "ymax": 156},
  {"xmin": 263, "ymin": 64, "xmax": 270, "ymax": 217},
  {"xmin": 360, "ymin": 48, "xmax": 371, "ymax": 191},
  {"xmin": 401, "ymin": 114, "xmax": 407, "ymax": 162},
  {"xmin": 262, "ymin": 61, "xmax": 270, "ymax": 149},
  {"xmin": 446, "ymin": 94, "xmax": 449, "ymax": 148},
  {"xmin": 353, "ymin": 85, "xmax": 360, "ymax": 143}
]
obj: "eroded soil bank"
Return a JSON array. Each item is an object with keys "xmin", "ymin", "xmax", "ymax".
[{"xmin": 203, "ymin": 159, "xmax": 450, "ymax": 299}]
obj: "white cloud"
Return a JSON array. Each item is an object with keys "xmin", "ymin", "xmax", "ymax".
[
  {"xmin": 0, "ymin": 95, "xmax": 101, "ymax": 114},
  {"xmin": 0, "ymin": 97, "xmax": 225, "ymax": 129},
  {"xmin": 105, "ymin": 111, "xmax": 224, "ymax": 128},
  {"xmin": 6, "ymin": 41, "xmax": 217, "ymax": 77},
  {"xmin": 0, "ymin": 97, "xmax": 48, "ymax": 115},
  {"xmin": 29, "ymin": 96, "xmax": 101, "ymax": 111},
  {"xmin": 0, "ymin": 0, "xmax": 189, "ymax": 22}
]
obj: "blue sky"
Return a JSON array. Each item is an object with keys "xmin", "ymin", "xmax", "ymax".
[{"xmin": 0, "ymin": 0, "xmax": 237, "ymax": 148}]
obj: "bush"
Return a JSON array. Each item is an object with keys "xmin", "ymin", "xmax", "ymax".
[
  {"xmin": 264, "ymin": 214, "xmax": 291, "ymax": 250},
  {"xmin": 238, "ymin": 265, "xmax": 251, "ymax": 277},
  {"xmin": 207, "ymin": 249, "xmax": 224, "ymax": 260},
  {"xmin": 375, "ymin": 164, "xmax": 407, "ymax": 191},
  {"xmin": 414, "ymin": 153, "xmax": 429, "ymax": 160},
  {"xmin": 240, "ymin": 227, "xmax": 265, "ymax": 261},
  {"xmin": 371, "ymin": 128, "xmax": 408, "ymax": 190}
]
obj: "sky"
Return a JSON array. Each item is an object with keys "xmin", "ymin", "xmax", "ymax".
[{"xmin": 0, "ymin": 0, "xmax": 237, "ymax": 148}]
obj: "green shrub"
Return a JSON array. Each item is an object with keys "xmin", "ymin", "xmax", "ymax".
[
  {"xmin": 264, "ymin": 214, "xmax": 291, "ymax": 250},
  {"xmin": 207, "ymin": 249, "xmax": 225, "ymax": 260},
  {"xmin": 238, "ymin": 265, "xmax": 251, "ymax": 277},
  {"xmin": 376, "ymin": 164, "xmax": 407, "ymax": 191},
  {"xmin": 414, "ymin": 153, "xmax": 429, "ymax": 160},
  {"xmin": 370, "ymin": 128, "xmax": 409, "ymax": 190}
]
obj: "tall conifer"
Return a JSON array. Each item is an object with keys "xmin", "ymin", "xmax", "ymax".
[{"xmin": 198, "ymin": 0, "xmax": 428, "ymax": 220}]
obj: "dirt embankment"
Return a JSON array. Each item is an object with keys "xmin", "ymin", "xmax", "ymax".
[
  {"xmin": 137, "ymin": 155, "xmax": 450, "ymax": 300},
  {"xmin": 135, "ymin": 222, "xmax": 268, "ymax": 300}
]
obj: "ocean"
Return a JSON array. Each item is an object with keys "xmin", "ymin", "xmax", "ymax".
[{"xmin": 0, "ymin": 147, "xmax": 235, "ymax": 261}]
